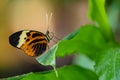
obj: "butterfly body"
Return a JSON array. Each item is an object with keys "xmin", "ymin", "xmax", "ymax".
[{"xmin": 9, "ymin": 30, "xmax": 51, "ymax": 57}]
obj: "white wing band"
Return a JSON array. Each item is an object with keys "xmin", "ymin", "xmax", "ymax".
[{"xmin": 17, "ymin": 31, "xmax": 30, "ymax": 48}]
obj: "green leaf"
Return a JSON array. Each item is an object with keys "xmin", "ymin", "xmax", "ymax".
[
  {"xmin": 6, "ymin": 74, "xmax": 27, "ymax": 80},
  {"xmin": 63, "ymin": 27, "xmax": 80, "ymax": 40},
  {"xmin": 95, "ymin": 47, "xmax": 120, "ymax": 80},
  {"xmin": 36, "ymin": 45, "xmax": 58, "ymax": 66},
  {"xmin": 107, "ymin": 2, "xmax": 120, "ymax": 32},
  {"xmin": 56, "ymin": 25, "xmax": 106, "ymax": 59},
  {"xmin": 88, "ymin": 0, "xmax": 114, "ymax": 41},
  {"xmin": 36, "ymin": 24, "xmax": 106, "ymax": 66},
  {"xmin": 35, "ymin": 24, "xmax": 80, "ymax": 66},
  {"xmin": 6, "ymin": 65, "xmax": 97, "ymax": 80},
  {"xmin": 73, "ymin": 54, "xmax": 95, "ymax": 71}
]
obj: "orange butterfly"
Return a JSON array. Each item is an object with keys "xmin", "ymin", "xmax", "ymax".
[{"xmin": 9, "ymin": 13, "xmax": 53, "ymax": 57}]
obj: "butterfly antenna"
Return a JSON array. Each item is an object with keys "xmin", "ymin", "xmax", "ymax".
[
  {"xmin": 46, "ymin": 12, "xmax": 53, "ymax": 32},
  {"xmin": 49, "ymin": 12, "xmax": 53, "ymax": 29},
  {"xmin": 46, "ymin": 13, "xmax": 49, "ymax": 32}
]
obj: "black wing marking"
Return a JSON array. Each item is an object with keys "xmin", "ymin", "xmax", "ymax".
[
  {"xmin": 9, "ymin": 31, "xmax": 22, "ymax": 48},
  {"xmin": 32, "ymin": 43, "xmax": 47, "ymax": 56}
]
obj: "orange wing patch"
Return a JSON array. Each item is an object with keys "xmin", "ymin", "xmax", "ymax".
[{"xmin": 20, "ymin": 31, "xmax": 48, "ymax": 57}]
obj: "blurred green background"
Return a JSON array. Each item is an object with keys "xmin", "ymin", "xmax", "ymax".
[{"xmin": 0, "ymin": 0, "xmax": 119, "ymax": 78}]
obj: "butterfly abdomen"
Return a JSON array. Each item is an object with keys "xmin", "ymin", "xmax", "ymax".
[{"xmin": 9, "ymin": 30, "xmax": 49, "ymax": 57}]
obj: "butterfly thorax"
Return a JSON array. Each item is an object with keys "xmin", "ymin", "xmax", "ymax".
[{"xmin": 45, "ymin": 30, "xmax": 52, "ymax": 42}]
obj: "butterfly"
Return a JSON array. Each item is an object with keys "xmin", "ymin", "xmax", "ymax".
[
  {"xmin": 9, "ymin": 13, "xmax": 54, "ymax": 57},
  {"xmin": 9, "ymin": 30, "xmax": 52, "ymax": 57}
]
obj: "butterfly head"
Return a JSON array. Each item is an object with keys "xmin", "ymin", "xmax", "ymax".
[{"xmin": 45, "ymin": 30, "xmax": 53, "ymax": 42}]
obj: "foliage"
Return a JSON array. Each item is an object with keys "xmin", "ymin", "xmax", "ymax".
[
  {"xmin": 4, "ymin": 0, "xmax": 120, "ymax": 80},
  {"xmin": 7, "ymin": 65, "xmax": 97, "ymax": 80}
]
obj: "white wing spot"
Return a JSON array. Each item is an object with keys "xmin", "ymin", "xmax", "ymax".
[{"xmin": 17, "ymin": 31, "xmax": 30, "ymax": 48}]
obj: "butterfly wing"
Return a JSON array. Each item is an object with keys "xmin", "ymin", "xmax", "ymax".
[{"xmin": 9, "ymin": 30, "xmax": 48, "ymax": 57}]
